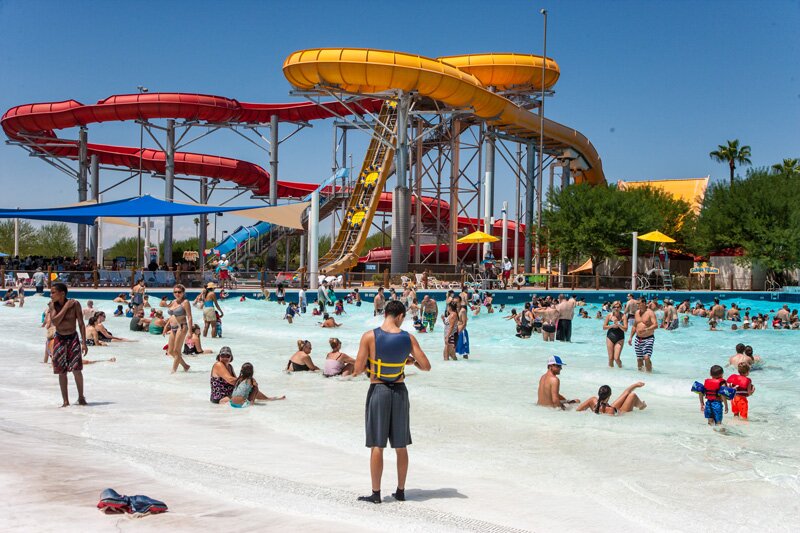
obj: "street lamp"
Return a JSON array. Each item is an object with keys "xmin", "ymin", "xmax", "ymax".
[{"xmin": 535, "ymin": 8, "xmax": 548, "ymax": 273}]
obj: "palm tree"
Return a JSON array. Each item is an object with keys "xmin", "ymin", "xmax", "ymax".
[
  {"xmin": 771, "ymin": 158, "xmax": 800, "ymax": 176},
  {"xmin": 709, "ymin": 139, "xmax": 752, "ymax": 187},
  {"xmin": 193, "ymin": 217, "xmax": 200, "ymax": 240}
]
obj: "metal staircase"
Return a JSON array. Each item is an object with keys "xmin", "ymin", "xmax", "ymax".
[{"xmin": 317, "ymin": 102, "xmax": 398, "ymax": 274}]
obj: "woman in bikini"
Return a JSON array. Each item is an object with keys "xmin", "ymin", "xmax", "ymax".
[
  {"xmin": 286, "ymin": 339, "xmax": 319, "ymax": 372},
  {"xmin": 577, "ymin": 382, "xmax": 647, "ymax": 415},
  {"xmin": 603, "ymin": 302, "xmax": 627, "ymax": 368},
  {"xmin": 166, "ymin": 284, "xmax": 192, "ymax": 373},
  {"xmin": 323, "ymin": 337, "xmax": 356, "ymax": 377}
]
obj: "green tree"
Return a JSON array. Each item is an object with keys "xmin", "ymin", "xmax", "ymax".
[
  {"xmin": 106, "ymin": 236, "xmax": 141, "ymax": 260},
  {"xmin": 709, "ymin": 139, "xmax": 752, "ymax": 187},
  {"xmin": 543, "ymin": 184, "xmax": 693, "ymax": 274},
  {"xmin": 771, "ymin": 158, "xmax": 799, "ymax": 176},
  {"xmin": 693, "ymin": 167, "xmax": 800, "ymax": 282},
  {"xmin": 32, "ymin": 223, "xmax": 76, "ymax": 256},
  {"xmin": 0, "ymin": 219, "xmax": 37, "ymax": 256}
]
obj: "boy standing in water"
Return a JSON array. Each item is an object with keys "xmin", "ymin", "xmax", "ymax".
[
  {"xmin": 700, "ymin": 365, "xmax": 728, "ymax": 426},
  {"xmin": 354, "ymin": 300, "xmax": 431, "ymax": 504},
  {"xmin": 727, "ymin": 363, "xmax": 754, "ymax": 420},
  {"xmin": 49, "ymin": 282, "xmax": 88, "ymax": 407}
]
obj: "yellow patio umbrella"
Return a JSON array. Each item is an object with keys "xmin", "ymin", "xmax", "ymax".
[
  {"xmin": 637, "ymin": 230, "xmax": 675, "ymax": 243},
  {"xmin": 457, "ymin": 230, "xmax": 499, "ymax": 244}
]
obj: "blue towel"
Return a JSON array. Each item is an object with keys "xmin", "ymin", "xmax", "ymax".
[{"xmin": 456, "ymin": 329, "xmax": 470, "ymax": 356}]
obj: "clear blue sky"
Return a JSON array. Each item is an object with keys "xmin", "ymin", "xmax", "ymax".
[{"xmin": 1, "ymin": 0, "xmax": 798, "ymax": 246}]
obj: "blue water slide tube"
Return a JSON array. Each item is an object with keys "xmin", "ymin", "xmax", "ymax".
[{"xmin": 215, "ymin": 221, "xmax": 271, "ymax": 255}]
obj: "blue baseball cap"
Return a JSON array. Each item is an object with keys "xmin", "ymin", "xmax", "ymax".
[{"xmin": 547, "ymin": 355, "xmax": 566, "ymax": 366}]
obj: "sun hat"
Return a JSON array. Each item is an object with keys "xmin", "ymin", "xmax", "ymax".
[
  {"xmin": 547, "ymin": 355, "xmax": 567, "ymax": 366},
  {"xmin": 206, "ymin": 282, "xmax": 217, "ymax": 289}
]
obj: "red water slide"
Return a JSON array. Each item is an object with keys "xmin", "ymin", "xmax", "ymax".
[
  {"xmin": 1, "ymin": 93, "xmax": 382, "ymax": 197},
  {"xmin": 2, "ymin": 93, "xmax": 520, "ymax": 256}
]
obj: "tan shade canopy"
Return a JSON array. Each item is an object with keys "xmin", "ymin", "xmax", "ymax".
[
  {"xmin": 568, "ymin": 258, "xmax": 593, "ymax": 274},
  {"xmin": 227, "ymin": 201, "xmax": 310, "ymax": 230}
]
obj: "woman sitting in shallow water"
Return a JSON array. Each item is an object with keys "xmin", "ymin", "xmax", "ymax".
[
  {"xmin": 577, "ymin": 382, "xmax": 647, "ymax": 415},
  {"xmin": 286, "ymin": 340, "xmax": 319, "ymax": 372},
  {"xmin": 323, "ymin": 337, "xmax": 356, "ymax": 377}
]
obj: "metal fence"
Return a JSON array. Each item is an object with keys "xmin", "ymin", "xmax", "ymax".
[{"xmin": 0, "ymin": 265, "xmax": 764, "ymax": 293}]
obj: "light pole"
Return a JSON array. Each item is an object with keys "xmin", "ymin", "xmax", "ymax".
[
  {"xmin": 136, "ymin": 85, "xmax": 148, "ymax": 267},
  {"xmin": 535, "ymin": 8, "xmax": 548, "ymax": 273}
]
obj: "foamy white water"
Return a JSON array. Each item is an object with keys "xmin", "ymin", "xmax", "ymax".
[{"xmin": 1, "ymin": 294, "xmax": 798, "ymax": 532}]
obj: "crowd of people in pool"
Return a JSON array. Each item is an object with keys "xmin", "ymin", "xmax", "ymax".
[{"xmin": 23, "ymin": 279, "xmax": 787, "ymax": 504}]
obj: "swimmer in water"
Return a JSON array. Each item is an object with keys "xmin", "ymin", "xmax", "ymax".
[
  {"xmin": 577, "ymin": 382, "xmax": 647, "ymax": 415},
  {"xmin": 536, "ymin": 356, "xmax": 579, "ymax": 410},
  {"xmin": 321, "ymin": 313, "xmax": 341, "ymax": 328}
]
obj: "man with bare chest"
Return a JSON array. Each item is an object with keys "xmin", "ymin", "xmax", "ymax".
[
  {"xmin": 49, "ymin": 282, "xmax": 88, "ymax": 407},
  {"xmin": 628, "ymin": 298, "xmax": 657, "ymax": 372}
]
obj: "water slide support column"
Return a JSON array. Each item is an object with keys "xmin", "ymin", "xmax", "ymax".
[
  {"xmin": 449, "ymin": 121, "xmax": 461, "ymax": 266},
  {"xmin": 483, "ymin": 129, "xmax": 496, "ymax": 259},
  {"xmin": 89, "ymin": 155, "xmax": 99, "ymax": 263},
  {"xmin": 514, "ymin": 143, "xmax": 522, "ymax": 273},
  {"xmin": 268, "ymin": 114, "xmax": 279, "ymax": 271},
  {"xmin": 524, "ymin": 143, "xmax": 535, "ymax": 271},
  {"xmin": 77, "ymin": 127, "xmax": 88, "ymax": 260},
  {"xmin": 391, "ymin": 93, "xmax": 411, "ymax": 275},
  {"xmin": 163, "ymin": 119, "xmax": 175, "ymax": 266},
  {"xmin": 309, "ymin": 189, "xmax": 320, "ymax": 290},
  {"xmin": 13, "ymin": 219, "xmax": 19, "ymax": 257},
  {"xmin": 337, "ymin": 127, "xmax": 348, "ymax": 242},
  {"xmin": 299, "ymin": 234, "xmax": 306, "ymax": 271},
  {"xmin": 199, "ymin": 178, "xmax": 208, "ymax": 267},
  {"xmin": 501, "ymin": 201, "xmax": 508, "ymax": 262},
  {"xmin": 413, "ymin": 118, "xmax": 423, "ymax": 265}
]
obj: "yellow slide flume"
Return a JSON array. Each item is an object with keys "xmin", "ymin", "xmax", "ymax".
[{"xmin": 283, "ymin": 48, "xmax": 605, "ymax": 185}]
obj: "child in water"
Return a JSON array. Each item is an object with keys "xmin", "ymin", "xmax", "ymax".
[
  {"xmin": 413, "ymin": 316, "xmax": 427, "ymax": 333},
  {"xmin": 699, "ymin": 365, "xmax": 728, "ymax": 426},
  {"xmin": 727, "ymin": 362, "xmax": 754, "ymax": 419},
  {"xmin": 334, "ymin": 299, "xmax": 345, "ymax": 315}
]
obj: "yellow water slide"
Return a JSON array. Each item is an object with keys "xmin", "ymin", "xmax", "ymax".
[{"xmin": 283, "ymin": 48, "xmax": 605, "ymax": 185}]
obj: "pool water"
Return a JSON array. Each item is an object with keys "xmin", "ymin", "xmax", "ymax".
[{"xmin": 3, "ymin": 294, "xmax": 799, "ymax": 531}]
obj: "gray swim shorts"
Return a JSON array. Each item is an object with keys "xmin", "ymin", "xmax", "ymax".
[{"xmin": 365, "ymin": 383, "xmax": 411, "ymax": 448}]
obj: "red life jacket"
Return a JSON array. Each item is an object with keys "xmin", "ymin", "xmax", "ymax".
[
  {"xmin": 727, "ymin": 374, "xmax": 751, "ymax": 395},
  {"xmin": 704, "ymin": 378, "xmax": 726, "ymax": 400}
]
